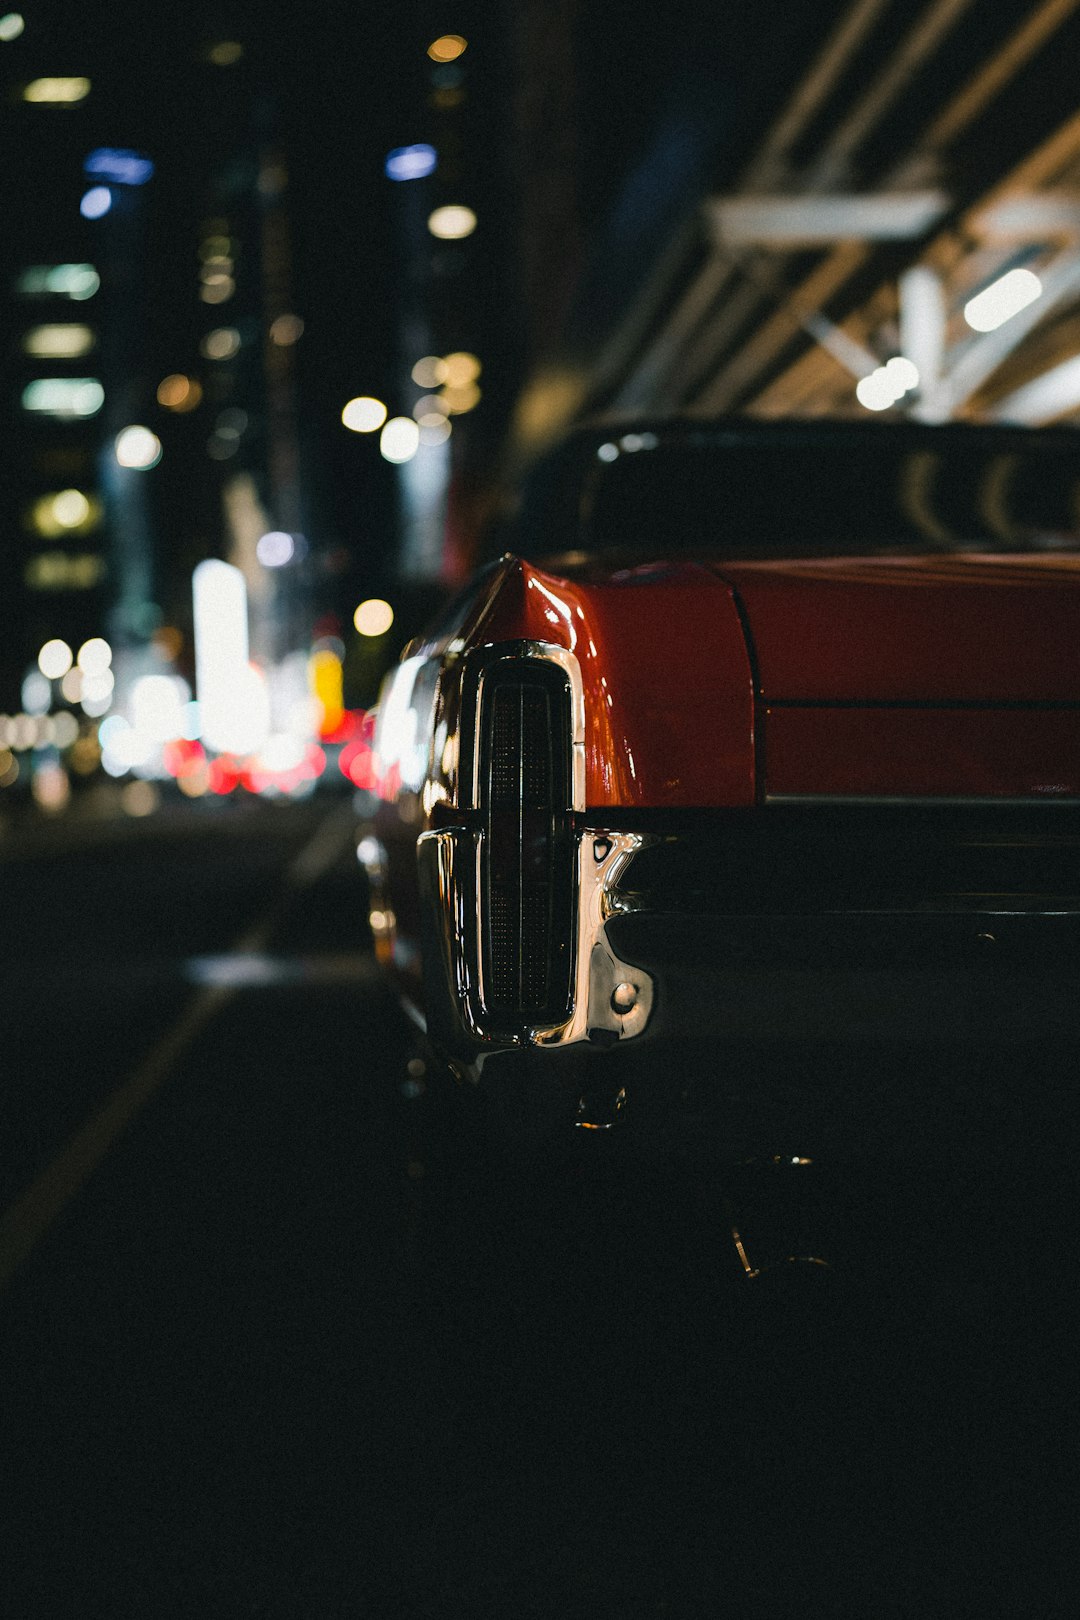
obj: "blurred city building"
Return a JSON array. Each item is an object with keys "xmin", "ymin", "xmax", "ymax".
[{"xmin": 5, "ymin": 1, "xmax": 1080, "ymax": 812}]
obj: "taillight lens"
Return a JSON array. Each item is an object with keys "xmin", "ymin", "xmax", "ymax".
[{"xmin": 477, "ymin": 661, "xmax": 574, "ymax": 1028}]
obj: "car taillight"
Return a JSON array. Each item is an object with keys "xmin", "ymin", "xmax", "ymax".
[{"xmin": 477, "ymin": 661, "xmax": 575, "ymax": 1029}]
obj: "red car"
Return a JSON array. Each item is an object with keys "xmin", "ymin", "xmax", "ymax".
[{"xmin": 363, "ymin": 421, "xmax": 1080, "ymax": 1147}]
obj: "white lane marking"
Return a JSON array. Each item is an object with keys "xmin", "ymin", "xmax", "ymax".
[
  {"xmin": 0, "ymin": 806, "xmax": 361, "ymax": 1296},
  {"xmin": 184, "ymin": 952, "xmax": 379, "ymax": 988}
]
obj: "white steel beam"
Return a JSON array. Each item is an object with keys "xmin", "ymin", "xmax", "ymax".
[
  {"xmin": 705, "ymin": 192, "xmax": 950, "ymax": 247},
  {"xmin": 900, "ymin": 266, "xmax": 949, "ymax": 420},
  {"xmin": 945, "ymin": 249, "xmax": 1080, "ymax": 408},
  {"xmin": 989, "ymin": 353, "xmax": 1080, "ymax": 421}
]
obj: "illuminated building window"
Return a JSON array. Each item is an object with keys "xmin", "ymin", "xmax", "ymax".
[
  {"xmin": 84, "ymin": 147, "xmax": 154, "ymax": 186},
  {"xmin": 22, "ymin": 324, "xmax": 96, "ymax": 358},
  {"xmin": 28, "ymin": 489, "xmax": 102, "ymax": 538},
  {"xmin": 23, "ymin": 76, "xmax": 90, "ymax": 103},
  {"xmin": 21, "ymin": 378, "xmax": 104, "ymax": 418},
  {"xmin": 16, "ymin": 264, "xmax": 99, "ymax": 300},
  {"xmin": 24, "ymin": 552, "xmax": 106, "ymax": 590}
]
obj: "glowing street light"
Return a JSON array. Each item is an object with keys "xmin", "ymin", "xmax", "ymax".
[
  {"xmin": 341, "ymin": 395, "xmax": 387, "ymax": 434},
  {"xmin": 964, "ymin": 268, "xmax": 1043, "ymax": 332},
  {"xmin": 428, "ymin": 204, "xmax": 476, "ymax": 240},
  {"xmin": 80, "ymin": 186, "xmax": 112, "ymax": 220},
  {"xmin": 24, "ymin": 76, "xmax": 90, "ymax": 103},
  {"xmin": 379, "ymin": 417, "xmax": 420, "ymax": 463},
  {"xmin": 115, "ymin": 425, "xmax": 162, "ymax": 469},
  {"xmin": 354, "ymin": 599, "xmax": 394, "ymax": 637},
  {"xmin": 38, "ymin": 638, "xmax": 73, "ymax": 679},
  {"xmin": 427, "ymin": 35, "xmax": 467, "ymax": 62}
]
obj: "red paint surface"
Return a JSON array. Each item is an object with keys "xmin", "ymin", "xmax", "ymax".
[
  {"xmin": 764, "ymin": 706, "xmax": 1080, "ymax": 800},
  {"xmin": 713, "ymin": 555, "xmax": 1080, "ymax": 702},
  {"xmin": 476, "ymin": 559, "xmax": 756, "ymax": 807}
]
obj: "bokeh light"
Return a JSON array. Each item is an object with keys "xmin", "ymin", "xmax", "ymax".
[
  {"xmin": 30, "ymin": 489, "xmax": 101, "ymax": 538},
  {"xmin": 24, "ymin": 77, "xmax": 90, "ymax": 103},
  {"xmin": 269, "ymin": 313, "xmax": 304, "ymax": 345},
  {"xmin": 379, "ymin": 417, "xmax": 420, "ymax": 463},
  {"xmin": 80, "ymin": 186, "xmax": 112, "ymax": 219},
  {"xmin": 354, "ymin": 598, "xmax": 394, "ymax": 637},
  {"xmin": 77, "ymin": 637, "xmax": 112, "ymax": 674},
  {"xmin": 411, "ymin": 356, "xmax": 448, "ymax": 388},
  {"xmin": 427, "ymin": 204, "xmax": 476, "ymax": 240},
  {"xmin": 38, "ymin": 638, "xmax": 73, "ymax": 679},
  {"xmin": 22, "ymin": 671, "xmax": 52, "ymax": 713},
  {"xmin": 0, "ymin": 14, "xmax": 25, "ymax": 43},
  {"xmin": 256, "ymin": 530, "xmax": 295, "ymax": 567},
  {"xmin": 207, "ymin": 41, "xmax": 243, "ymax": 66},
  {"xmin": 201, "ymin": 327, "xmax": 240, "ymax": 360},
  {"xmin": 115, "ymin": 426, "xmax": 162, "ymax": 469},
  {"xmin": 23, "ymin": 324, "xmax": 96, "ymax": 358},
  {"xmin": 341, "ymin": 395, "xmax": 387, "ymax": 434},
  {"xmin": 385, "ymin": 144, "xmax": 438, "ymax": 181},
  {"xmin": 84, "ymin": 148, "xmax": 154, "ymax": 186},
  {"xmin": 19, "ymin": 263, "xmax": 100, "ymax": 300},
  {"xmin": 22, "ymin": 378, "xmax": 104, "ymax": 418},
  {"xmin": 439, "ymin": 381, "xmax": 481, "ymax": 414},
  {"xmin": 157, "ymin": 373, "xmax": 202, "ymax": 411},
  {"xmin": 442, "ymin": 351, "xmax": 481, "ymax": 387},
  {"xmin": 427, "ymin": 35, "xmax": 467, "ymax": 62},
  {"xmin": 964, "ymin": 268, "xmax": 1043, "ymax": 332},
  {"xmin": 418, "ymin": 416, "xmax": 452, "ymax": 446}
]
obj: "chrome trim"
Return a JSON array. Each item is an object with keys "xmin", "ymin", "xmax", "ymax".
[
  {"xmin": 467, "ymin": 640, "xmax": 586, "ymax": 812},
  {"xmin": 416, "ymin": 824, "xmax": 656, "ymax": 1055},
  {"xmin": 533, "ymin": 831, "xmax": 655, "ymax": 1048}
]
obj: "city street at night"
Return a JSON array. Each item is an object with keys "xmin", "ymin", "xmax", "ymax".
[
  {"xmin": 0, "ymin": 794, "xmax": 1074, "ymax": 1616},
  {"xmin": 3, "ymin": 3, "xmax": 1080, "ymax": 1613}
]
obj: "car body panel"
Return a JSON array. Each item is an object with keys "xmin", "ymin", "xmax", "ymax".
[
  {"xmin": 473, "ymin": 558, "xmax": 757, "ymax": 807},
  {"xmin": 711, "ymin": 554, "xmax": 1080, "ymax": 704},
  {"xmin": 763, "ymin": 705, "xmax": 1080, "ymax": 801}
]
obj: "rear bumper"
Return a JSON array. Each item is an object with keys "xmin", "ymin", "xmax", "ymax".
[{"xmin": 418, "ymin": 804, "xmax": 1080, "ymax": 1063}]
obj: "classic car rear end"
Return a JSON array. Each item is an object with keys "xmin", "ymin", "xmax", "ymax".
[{"xmin": 363, "ymin": 422, "xmax": 1080, "ymax": 1152}]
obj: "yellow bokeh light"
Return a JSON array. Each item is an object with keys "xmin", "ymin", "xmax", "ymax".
[
  {"xmin": 341, "ymin": 395, "xmax": 388, "ymax": 434},
  {"xmin": 157, "ymin": 373, "xmax": 203, "ymax": 412},
  {"xmin": 23, "ymin": 324, "xmax": 96, "ymax": 359},
  {"xmin": 30, "ymin": 489, "xmax": 102, "ymax": 538},
  {"xmin": 207, "ymin": 41, "xmax": 243, "ymax": 66},
  {"xmin": 439, "ymin": 381, "xmax": 481, "ymax": 414},
  {"xmin": 310, "ymin": 649, "xmax": 344, "ymax": 735},
  {"xmin": 353, "ymin": 598, "xmax": 394, "ymax": 637},
  {"xmin": 427, "ymin": 34, "xmax": 467, "ymax": 62},
  {"xmin": 24, "ymin": 77, "xmax": 90, "ymax": 103},
  {"xmin": 428, "ymin": 204, "xmax": 477, "ymax": 241},
  {"xmin": 51, "ymin": 489, "xmax": 90, "ymax": 527},
  {"xmin": 442, "ymin": 351, "xmax": 481, "ymax": 388}
]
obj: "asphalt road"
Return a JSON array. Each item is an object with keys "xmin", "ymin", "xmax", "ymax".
[{"xmin": 0, "ymin": 793, "xmax": 1074, "ymax": 1617}]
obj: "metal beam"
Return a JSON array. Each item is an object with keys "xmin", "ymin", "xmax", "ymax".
[
  {"xmin": 944, "ymin": 249, "xmax": 1080, "ymax": 408},
  {"xmin": 608, "ymin": 0, "xmax": 895, "ymax": 410},
  {"xmin": 989, "ymin": 352, "xmax": 1080, "ymax": 421},
  {"xmin": 900, "ymin": 267, "xmax": 949, "ymax": 420},
  {"xmin": 705, "ymin": 191, "xmax": 950, "ymax": 247},
  {"xmin": 972, "ymin": 193, "xmax": 1080, "ymax": 241}
]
